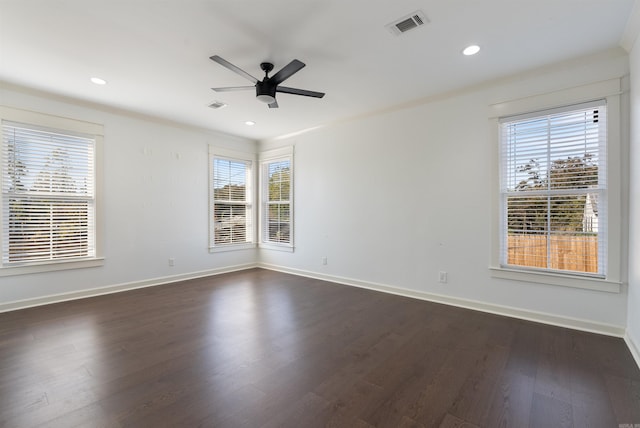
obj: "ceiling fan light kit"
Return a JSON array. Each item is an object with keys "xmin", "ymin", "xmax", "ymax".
[
  {"xmin": 256, "ymin": 94, "xmax": 276, "ymax": 104},
  {"xmin": 210, "ymin": 55, "xmax": 325, "ymax": 109}
]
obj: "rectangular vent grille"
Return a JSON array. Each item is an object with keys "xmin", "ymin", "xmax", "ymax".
[
  {"xmin": 385, "ymin": 10, "xmax": 428, "ymax": 36},
  {"xmin": 209, "ymin": 101, "xmax": 228, "ymax": 109}
]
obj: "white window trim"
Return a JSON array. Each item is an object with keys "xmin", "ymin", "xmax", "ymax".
[
  {"xmin": 259, "ymin": 146, "xmax": 294, "ymax": 252},
  {"xmin": 488, "ymin": 78, "xmax": 624, "ymax": 293},
  {"xmin": 208, "ymin": 146, "xmax": 256, "ymax": 253},
  {"xmin": 0, "ymin": 106, "xmax": 104, "ymax": 276}
]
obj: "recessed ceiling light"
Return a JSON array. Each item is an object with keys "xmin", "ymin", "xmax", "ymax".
[
  {"xmin": 245, "ymin": 121, "xmax": 256, "ymax": 126},
  {"xmin": 462, "ymin": 45, "xmax": 480, "ymax": 56},
  {"xmin": 90, "ymin": 77, "xmax": 107, "ymax": 85}
]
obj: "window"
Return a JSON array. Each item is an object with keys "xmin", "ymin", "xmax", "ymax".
[
  {"xmin": 0, "ymin": 108, "xmax": 103, "ymax": 275},
  {"xmin": 260, "ymin": 147, "xmax": 293, "ymax": 249},
  {"xmin": 209, "ymin": 148, "xmax": 254, "ymax": 250},
  {"xmin": 499, "ymin": 100, "xmax": 607, "ymax": 277}
]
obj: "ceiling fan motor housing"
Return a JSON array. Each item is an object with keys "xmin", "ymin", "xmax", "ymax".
[{"xmin": 256, "ymin": 80, "xmax": 277, "ymax": 103}]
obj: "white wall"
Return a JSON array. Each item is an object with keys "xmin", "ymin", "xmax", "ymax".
[
  {"xmin": 627, "ymin": 31, "xmax": 640, "ymax": 350},
  {"xmin": 260, "ymin": 49, "xmax": 631, "ymax": 331},
  {"xmin": 0, "ymin": 86, "xmax": 257, "ymax": 306}
]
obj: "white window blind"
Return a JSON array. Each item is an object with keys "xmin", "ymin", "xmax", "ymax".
[
  {"xmin": 211, "ymin": 156, "xmax": 252, "ymax": 246},
  {"xmin": 262, "ymin": 158, "xmax": 292, "ymax": 245},
  {"xmin": 499, "ymin": 100, "xmax": 607, "ymax": 277},
  {"xmin": 2, "ymin": 121, "xmax": 96, "ymax": 265}
]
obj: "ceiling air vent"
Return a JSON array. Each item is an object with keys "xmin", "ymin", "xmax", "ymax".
[
  {"xmin": 208, "ymin": 101, "xmax": 228, "ymax": 109},
  {"xmin": 385, "ymin": 10, "xmax": 429, "ymax": 36}
]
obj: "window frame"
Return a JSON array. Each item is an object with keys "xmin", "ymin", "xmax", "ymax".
[
  {"xmin": 0, "ymin": 106, "xmax": 104, "ymax": 276},
  {"xmin": 208, "ymin": 146, "xmax": 256, "ymax": 252},
  {"xmin": 489, "ymin": 78, "xmax": 623, "ymax": 293},
  {"xmin": 499, "ymin": 100, "xmax": 607, "ymax": 278},
  {"xmin": 259, "ymin": 146, "xmax": 294, "ymax": 251}
]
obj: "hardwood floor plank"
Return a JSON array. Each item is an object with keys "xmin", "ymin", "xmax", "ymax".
[
  {"xmin": 604, "ymin": 374, "xmax": 640, "ymax": 425},
  {"xmin": 533, "ymin": 327, "xmax": 572, "ymax": 403},
  {"xmin": 322, "ymin": 380, "xmax": 386, "ymax": 427},
  {"xmin": 485, "ymin": 371, "xmax": 536, "ymax": 428},
  {"xmin": 438, "ymin": 413, "xmax": 481, "ymax": 428},
  {"xmin": 504, "ymin": 322, "xmax": 543, "ymax": 378},
  {"xmin": 35, "ymin": 403, "xmax": 121, "ymax": 428},
  {"xmin": 314, "ymin": 332, "xmax": 405, "ymax": 399},
  {"xmin": 260, "ymin": 392, "xmax": 333, "ymax": 428},
  {"xmin": 447, "ymin": 344, "xmax": 510, "ymax": 425},
  {"xmin": 571, "ymin": 388, "xmax": 618, "ymax": 428},
  {"xmin": 529, "ymin": 392, "xmax": 573, "ymax": 428},
  {"xmin": 362, "ymin": 342, "xmax": 475, "ymax": 427}
]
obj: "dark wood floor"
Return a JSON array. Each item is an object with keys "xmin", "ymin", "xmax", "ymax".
[{"xmin": 1, "ymin": 268, "xmax": 639, "ymax": 427}]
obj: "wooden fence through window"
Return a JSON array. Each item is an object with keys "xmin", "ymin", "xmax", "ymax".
[{"xmin": 507, "ymin": 234, "xmax": 598, "ymax": 273}]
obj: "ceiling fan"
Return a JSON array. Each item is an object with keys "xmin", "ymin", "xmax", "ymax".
[{"xmin": 210, "ymin": 55, "xmax": 325, "ymax": 109}]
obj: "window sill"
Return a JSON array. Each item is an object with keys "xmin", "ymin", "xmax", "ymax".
[
  {"xmin": 209, "ymin": 243, "xmax": 257, "ymax": 253},
  {"xmin": 489, "ymin": 266, "xmax": 621, "ymax": 293},
  {"xmin": 259, "ymin": 243, "xmax": 294, "ymax": 253},
  {"xmin": 0, "ymin": 257, "xmax": 104, "ymax": 277}
]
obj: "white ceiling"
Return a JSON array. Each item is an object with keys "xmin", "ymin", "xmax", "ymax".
[{"xmin": 0, "ymin": 0, "xmax": 636, "ymax": 141}]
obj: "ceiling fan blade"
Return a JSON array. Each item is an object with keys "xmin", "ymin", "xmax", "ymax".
[
  {"xmin": 277, "ymin": 86, "xmax": 325, "ymax": 98},
  {"xmin": 271, "ymin": 59, "xmax": 305, "ymax": 85},
  {"xmin": 210, "ymin": 55, "xmax": 258, "ymax": 84},
  {"xmin": 211, "ymin": 86, "xmax": 255, "ymax": 92},
  {"xmin": 268, "ymin": 100, "xmax": 279, "ymax": 109}
]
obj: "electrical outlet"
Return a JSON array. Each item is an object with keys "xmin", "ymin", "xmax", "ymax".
[
  {"xmin": 438, "ymin": 271, "xmax": 448, "ymax": 283},
  {"xmin": 168, "ymin": 258, "xmax": 175, "ymax": 267},
  {"xmin": 322, "ymin": 256, "xmax": 328, "ymax": 265}
]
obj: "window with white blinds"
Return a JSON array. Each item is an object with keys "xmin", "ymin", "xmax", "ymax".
[
  {"xmin": 499, "ymin": 100, "xmax": 607, "ymax": 277},
  {"xmin": 1, "ymin": 121, "xmax": 96, "ymax": 265},
  {"xmin": 261, "ymin": 155, "xmax": 292, "ymax": 247},
  {"xmin": 210, "ymin": 154, "xmax": 253, "ymax": 248}
]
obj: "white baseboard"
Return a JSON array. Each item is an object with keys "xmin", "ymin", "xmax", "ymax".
[
  {"xmin": 624, "ymin": 332, "xmax": 640, "ymax": 369},
  {"xmin": 258, "ymin": 263, "xmax": 626, "ymax": 338},
  {"xmin": 0, "ymin": 262, "xmax": 258, "ymax": 313}
]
